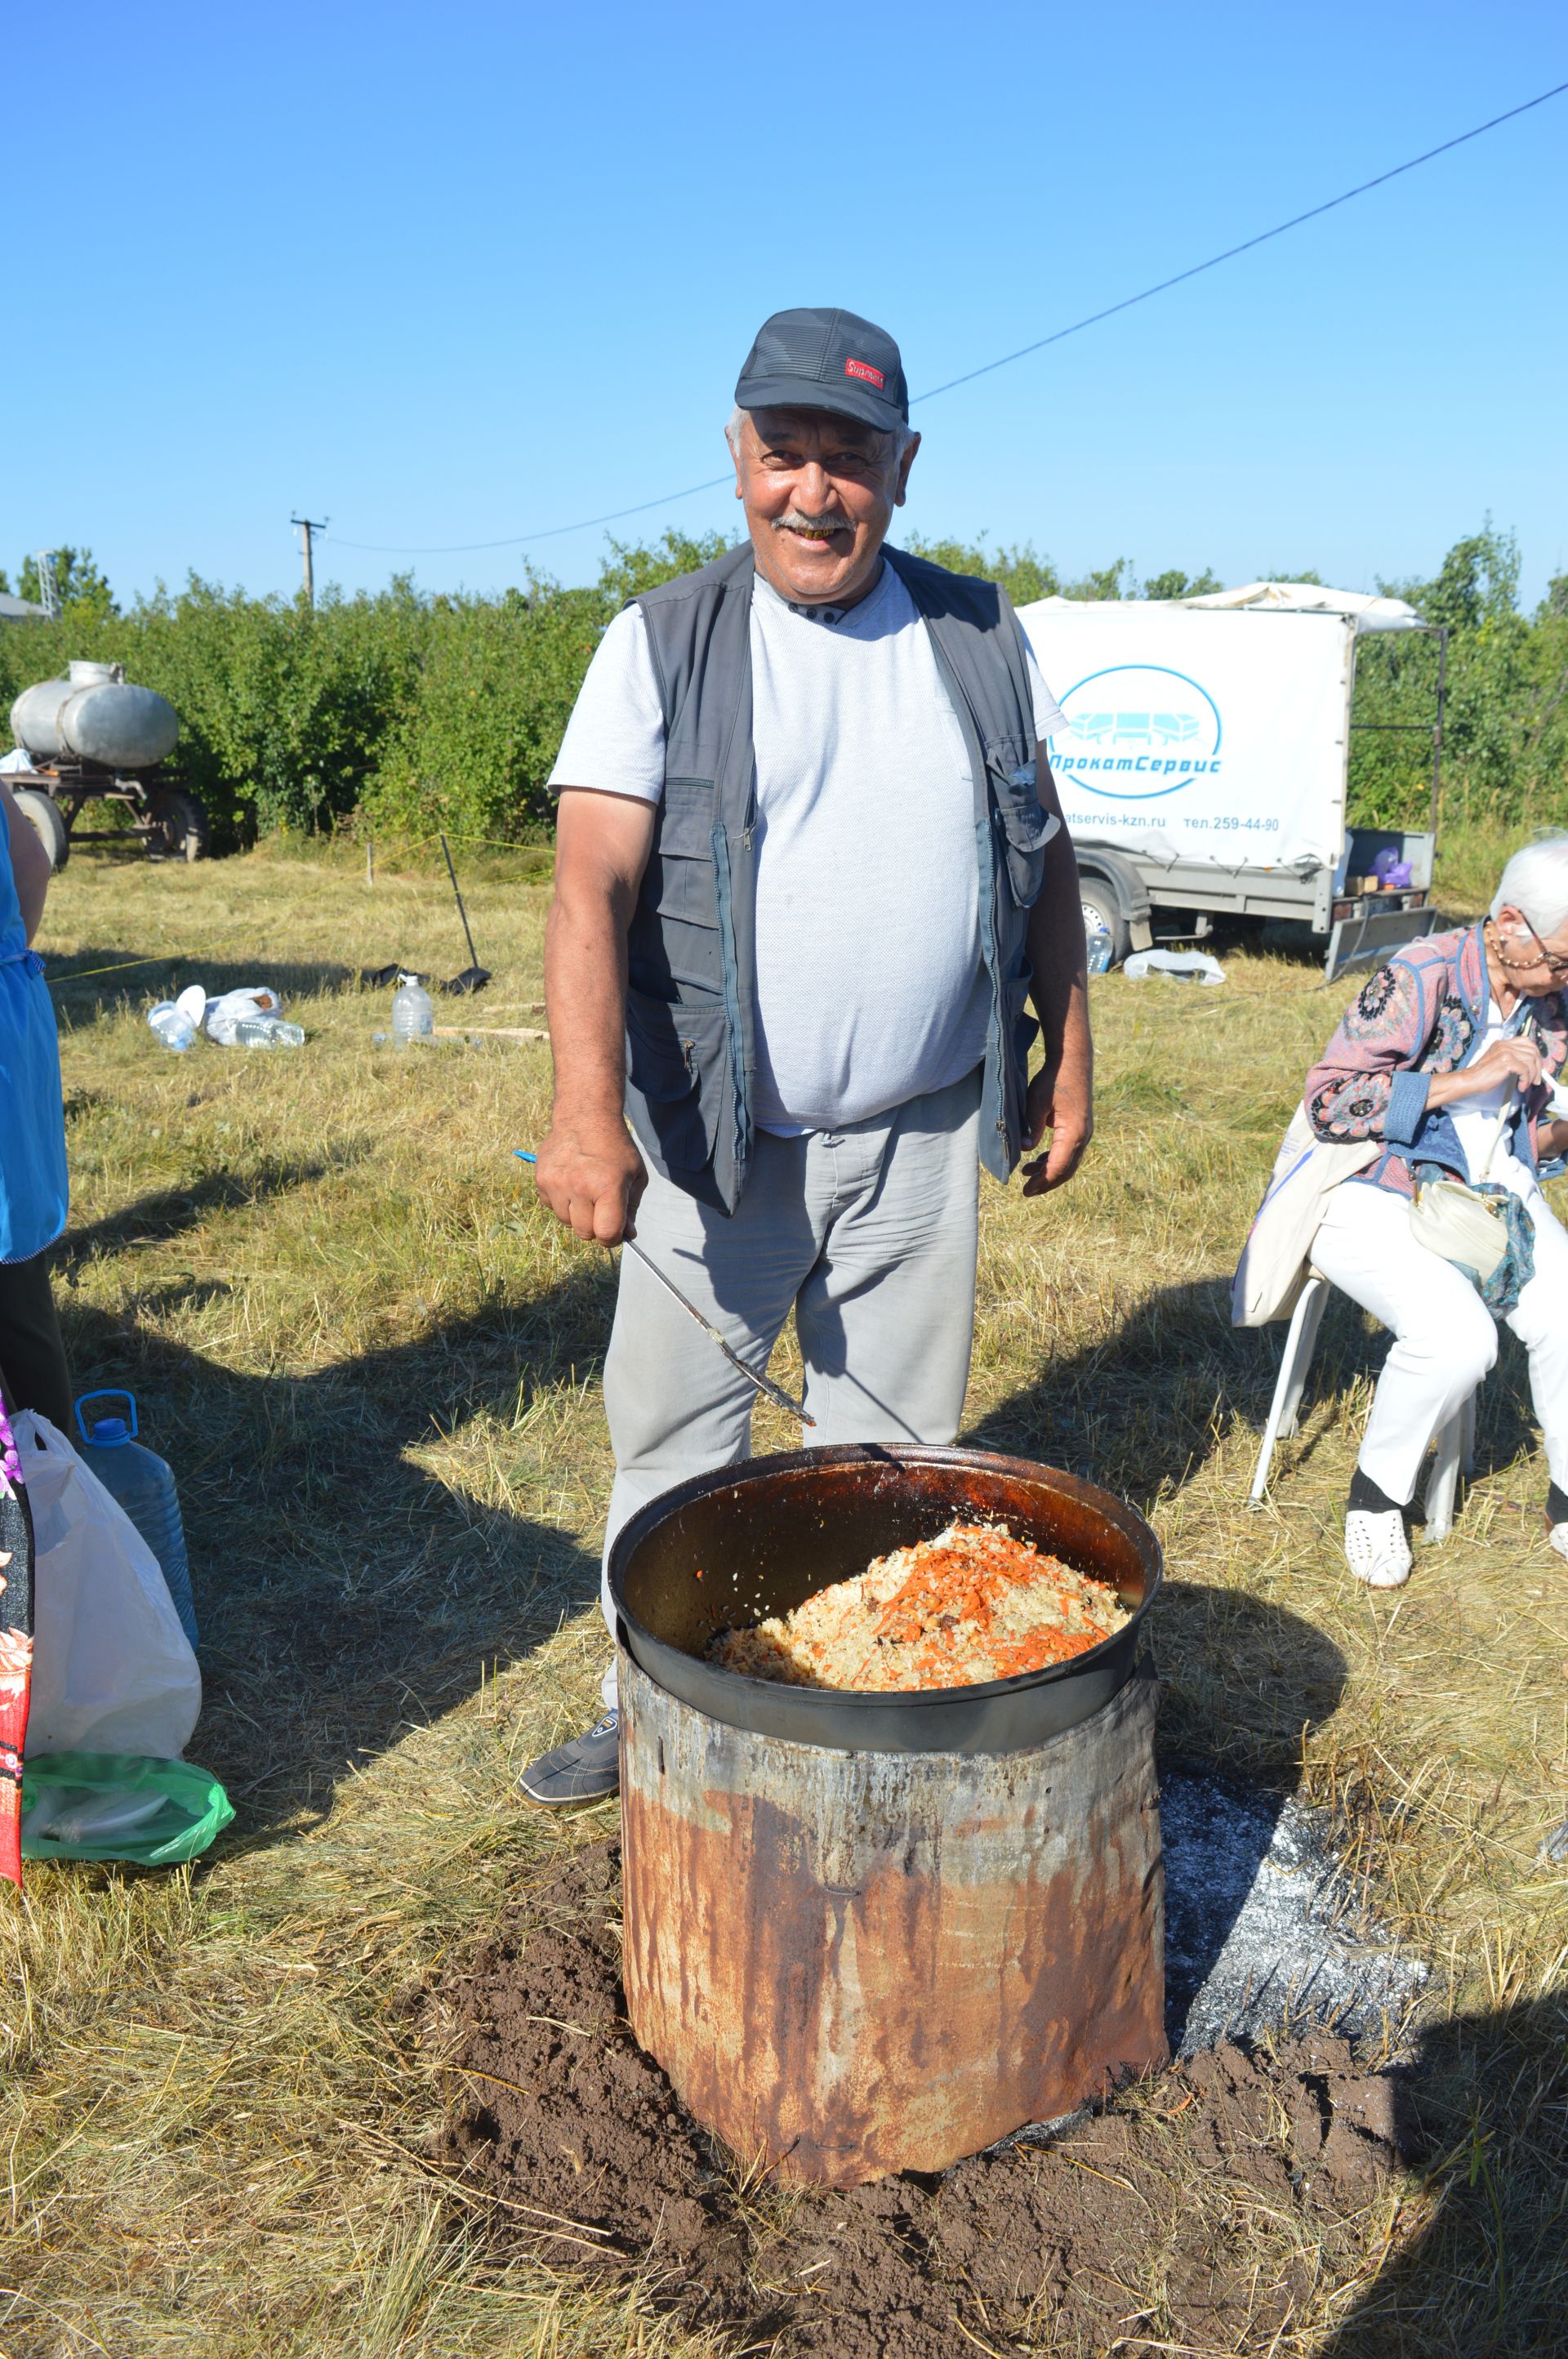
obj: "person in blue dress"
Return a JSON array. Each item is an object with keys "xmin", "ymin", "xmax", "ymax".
[{"xmin": 0, "ymin": 780, "xmax": 69, "ymax": 1426}]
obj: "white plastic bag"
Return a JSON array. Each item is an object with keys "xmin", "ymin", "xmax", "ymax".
[
  {"xmin": 15, "ymin": 1411, "xmax": 201, "ymax": 1758},
  {"xmin": 203, "ymin": 987, "xmax": 282, "ymax": 1043},
  {"xmin": 1123, "ymin": 949, "xmax": 1226, "ymax": 986}
]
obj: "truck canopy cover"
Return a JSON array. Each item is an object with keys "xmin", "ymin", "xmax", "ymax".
[
  {"xmin": 1019, "ymin": 587, "xmax": 1401, "ymax": 876},
  {"xmin": 1026, "ymin": 582, "xmax": 1424, "ymax": 634}
]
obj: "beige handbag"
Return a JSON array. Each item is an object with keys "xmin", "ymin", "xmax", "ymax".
[{"xmin": 1408, "ymin": 1091, "xmax": 1513, "ymax": 1282}]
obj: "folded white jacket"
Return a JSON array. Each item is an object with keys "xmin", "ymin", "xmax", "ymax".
[{"xmin": 1232, "ymin": 1106, "xmax": 1378, "ymax": 1327}]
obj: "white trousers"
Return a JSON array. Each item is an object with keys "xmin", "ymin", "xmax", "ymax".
[
  {"xmin": 1311, "ymin": 1173, "xmax": 1568, "ymax": 1505},
  {"xmin": 596, "ymin": 1066, "xmax": 983, "ymax": 1703}
]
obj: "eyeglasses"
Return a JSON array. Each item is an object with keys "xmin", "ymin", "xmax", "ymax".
[{"xmin": 1521, "ymin": 919, "xmax": 1568, "ymax": 978}]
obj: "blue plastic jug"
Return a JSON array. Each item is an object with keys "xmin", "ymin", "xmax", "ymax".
[{"xmin": 74, "ymin": 1391, "xmax": 198, "ymax": 1651}]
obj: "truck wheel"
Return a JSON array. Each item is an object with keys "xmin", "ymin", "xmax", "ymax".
[
  {"xmin": 146, "ymin": 788, "xmax": 212, "ymax": 863},
  {"xmin": 11, "ymin": 787, "xmax": 69, "ymax": 872},
  {"xmin": 1080, "ymin": 879, "xmax": 1130, "ymax": 971}
]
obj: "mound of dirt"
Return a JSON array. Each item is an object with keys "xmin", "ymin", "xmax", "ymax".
[{"xmin": 436, "ymin": 1844, "xmax": 1416, "ymax": 2357}]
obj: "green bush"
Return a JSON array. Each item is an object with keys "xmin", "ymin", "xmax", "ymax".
[
  {"xmin": 0, "ymin": 580, "xmax": 429, "ymax": 846},
  {"xmin": 361, "ymin": 533, "xmax": 731, "ymax": 844},
  {"xmin": 1, "ymin": 522, "xmax": 1561, "ymax": 852},
  {"xmin": 0, "ymin": 531, "xmax": 730, "ymax": 853},
  {"xmin": 1349, "ymin": 528, "xmax": 1568, "ymax": 834}
]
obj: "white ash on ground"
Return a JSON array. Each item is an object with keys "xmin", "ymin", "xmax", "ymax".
[{"xmin": 1160, "ymin": 1760, "xmax": 1428, "ymax": 2056}]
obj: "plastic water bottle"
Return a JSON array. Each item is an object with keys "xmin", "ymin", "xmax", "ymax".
[
  {"xmin": 233, "ymin": 1016, "xmax": 305, "ymax": 1049},
  {"xmin": 74, "ymin": 1391, "xmax": 198, "ymax": 1650},
  {"xmin": 204, "ymin": 988, "xmax": 283, "ymax": 1046},
  {"xmin": 391, "ymin": 973, "xmax": 434, "ymax": 1046},
  {"xmin": 147, "ymin": 1001, "xmax": 198, "ymax": 1051}
]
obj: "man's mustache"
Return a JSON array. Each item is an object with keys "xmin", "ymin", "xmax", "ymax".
[{"xmin": 773, "ymin": 511, "xmax": 854, "ymax": 539}]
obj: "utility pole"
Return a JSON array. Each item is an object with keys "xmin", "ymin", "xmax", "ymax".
[
  {"xmin": 291, "ymin": 515, "xmax": 328, "ymax": 606},
  {"xmin": 33, "ymin": 551, "xmax": 60, "ymax": 619}
]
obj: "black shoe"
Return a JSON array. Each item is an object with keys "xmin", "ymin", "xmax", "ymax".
[{"xmin": 517, "ymin": 1709, "xmax": 620, "ymax": 1806}]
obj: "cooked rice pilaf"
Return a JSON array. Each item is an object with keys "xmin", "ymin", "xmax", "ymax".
[{"xmin": 708, "ymin": 1520, "xmax": 1129, "ymax": 1692}]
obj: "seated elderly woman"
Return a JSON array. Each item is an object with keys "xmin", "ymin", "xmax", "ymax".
[{"xmin": 1302, "ymin": 839, "xmax": 1568, "ymax": 1588}]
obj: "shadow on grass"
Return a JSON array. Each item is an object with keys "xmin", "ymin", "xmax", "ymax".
[
  {"xmin": 55, "ymin": 1149, "xmax": 369, "ymax": 1270},
  {"xmin": 965, "ymin": 1274, "xmax": 1263, "ymax": 1510},
  {"xmin": 965, "ymin": 1275, "xmax": 1356, "ymax": 2033},
  {"xmin": 991, "ymin": 1267, "xmax": 1548, "ymax": 1528},
  {"xmin": 1303, "ymin": 1289, "xmax": 1544, "ymax": 1503},
  {"xmin": 55, "ymin": 1249, "xmax": 619, "ymax": 1847},
  {"xmin": 1321, "ymin": 1986, "xmax": 1568, "ymax": 2357},
  {"xmin": 44, "ymin": 946, "xmax": 360, "ymax": 1028}
]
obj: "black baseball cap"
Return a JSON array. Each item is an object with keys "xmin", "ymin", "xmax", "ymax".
[{"xmin": 735, "ymin": 307, "xmax": 909, "ymax": 434}]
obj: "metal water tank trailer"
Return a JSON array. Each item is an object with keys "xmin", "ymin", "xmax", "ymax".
[{"xmin": 11, "ymin": 662, "xmax": 180, "ymax": 770}]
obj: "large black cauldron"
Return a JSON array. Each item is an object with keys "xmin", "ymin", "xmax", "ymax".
[{"xmin": 608, "ymin": 1444, "xmax": 1160, "ymax": 1755}]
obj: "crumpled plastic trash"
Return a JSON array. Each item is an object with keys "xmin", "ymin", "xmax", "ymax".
[
  {"xmin": 1122, "ymin": 950, "xmax": 1227, "ymax": 986},
  {"xmin": 196, "ymin": 986, "xmax": 283, "ymax": 1041},
  {"xmin": 163, "ymin": 983, "xmax": 301, "ymax": 1049}
]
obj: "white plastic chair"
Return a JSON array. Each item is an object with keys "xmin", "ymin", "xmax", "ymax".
[{"xmin": 1248, "ymin": 1270, "xmax": 1477, "ymax": 1540}]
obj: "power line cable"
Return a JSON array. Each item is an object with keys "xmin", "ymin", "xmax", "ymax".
[
  {"xmin": 330, "ymin": 474, "xmax": 735, "ymax": 557},
  {"xmin": 912, "ymin": 78, "xmax": 1567, "ymax": 404},
  {"xmin": 330, "ymin": 78, "xmax": 1568, "ymax": 559}
]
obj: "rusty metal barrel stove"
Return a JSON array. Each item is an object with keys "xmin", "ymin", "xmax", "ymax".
[{"xmin": 611, "ymin": 1444, "xmax": 1165, "ymax": 2185}]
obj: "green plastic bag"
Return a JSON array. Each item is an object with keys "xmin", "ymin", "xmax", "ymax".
[{"xmin": 20, "ymin": 1751, "xmax": 234, "ymax": 1865}]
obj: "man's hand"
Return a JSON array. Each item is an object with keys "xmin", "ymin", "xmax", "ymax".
[
  {"xmin": 1021, "ymin": 1058, "xmax": 1093, "ymax": 1195},
  {"xmin": 534, "ymin": 1113, "xmax": 647, "ymax": 1243}
]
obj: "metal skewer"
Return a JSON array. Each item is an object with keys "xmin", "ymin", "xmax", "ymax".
[{"xmin": 513, "ymin": 1151, "xmax": 814, "ymax": 1425}]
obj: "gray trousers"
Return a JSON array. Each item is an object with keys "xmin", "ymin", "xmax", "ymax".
[{"xmin": 597, "ymin": 1065, "xmax": 983, "ymax": 1702}]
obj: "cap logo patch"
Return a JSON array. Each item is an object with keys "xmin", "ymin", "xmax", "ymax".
[{"xmin": 844, "ymin": 358, "xmax": 885, "ymax": 388}]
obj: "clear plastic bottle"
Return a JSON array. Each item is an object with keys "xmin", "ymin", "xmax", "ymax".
[
  {"xmin": 232, "ymin": 1016, "xmax": 305, "ymax": 1049},
  {"xmin": 147, "ymin": 1001, "xmax": 198, "ymax": 1051},
  {"xmin": 391, "ymin": 972, "xmax": 434, "ymax": 1046},
  {"xmin": 74, "ymin": 1391, "xmax": 198, "ymax": 1651},
  {"xmin": 204, "ymin": 988, "xmax": 281, "ymax": 1046}
]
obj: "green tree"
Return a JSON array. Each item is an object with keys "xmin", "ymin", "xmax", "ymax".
[
  {"xmin": 598, "ymin": 528, "xmax": 736, "ymax": 604},
  {"xmin": 1062, "ymin": 559, "xmax": 1134, "ymax": 601},
  {"xmin": 1349, "ymin": 523, "xmax": 1568, "ymax": 833},
  {"xmin": 1141, "ymin": 567, "xmax": 1221, "ymax": 601},
  {"xmin": 903, "ymin": 535, "xmax": 1062, "ymax": 605},
  {"xmin": 1383, "ymin": 520, "xmax": 1520, "ymax": 632},
  {"xmin": 15, "ymin": 546, "xmax": 118, "ymax": 621}
]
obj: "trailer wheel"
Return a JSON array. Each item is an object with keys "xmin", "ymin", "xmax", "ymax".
[
  {"xmin": 1080, "ymin": 879, "xmax": 1130, "ymax": 971},
  {"xmin": 146, "ymin": 788, "xmax": 211, "ymax": 863},
  {"xmin": 11, "ymin": 787, "xmax": 69, "ymax": 872}
]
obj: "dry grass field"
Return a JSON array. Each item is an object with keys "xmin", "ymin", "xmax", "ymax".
[{"xmin": 2, "ymin": 839, "xmax": 1566, "ymax": 2356}]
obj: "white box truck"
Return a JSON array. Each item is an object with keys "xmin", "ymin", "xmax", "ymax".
[{"xmin": 1018, "ymin": 582, "xmax": 1446, "ymax": 979}]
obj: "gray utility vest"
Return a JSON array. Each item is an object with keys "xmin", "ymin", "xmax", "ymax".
[{"xmin": 626, "ymin": 542, "xmax": 1054, "ymax": 1212}]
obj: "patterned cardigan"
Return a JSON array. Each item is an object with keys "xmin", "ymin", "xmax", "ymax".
[{"xmin": 1303, "ymin": 923, "xmax": 1568, "ymax": 1201}]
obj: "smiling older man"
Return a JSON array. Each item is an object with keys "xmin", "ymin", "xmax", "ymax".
[{"xmin": 521, "ymin": 305, "xmax": 1092, "ymax": 1802}]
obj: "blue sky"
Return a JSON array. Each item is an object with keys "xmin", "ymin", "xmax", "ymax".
[{"xmin": 8, "ymin": 2, "xmax": 1566, "ymax": 609}]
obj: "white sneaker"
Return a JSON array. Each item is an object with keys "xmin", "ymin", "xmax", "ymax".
[
  {"xmin": 1549, "ymin": 1523, "xmax": 1568, "ymax": 1565},
  {"xmin": 1344, "ymin": 1508, "xmax": 1412, "ymax": 1589}
]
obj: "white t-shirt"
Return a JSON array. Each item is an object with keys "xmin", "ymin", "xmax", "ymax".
[
  {"xmin": 549, "ymin": 563, "xmax": 1063, "ymax": 1132},
  {"xmin": 1450, "ymin": 999, "xmax": 1537, "ymax": 1200}
]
